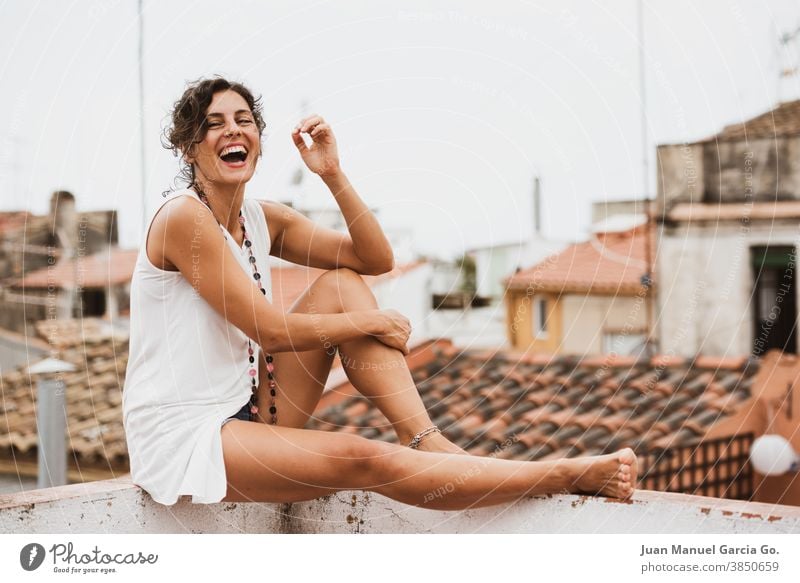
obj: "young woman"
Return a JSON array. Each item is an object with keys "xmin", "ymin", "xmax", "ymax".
[{"xmin": 122, "ymin": 76, "xmax": 637, "ymax": 509}]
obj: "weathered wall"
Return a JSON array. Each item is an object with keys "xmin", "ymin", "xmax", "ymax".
[
  {"xmin": 656, "ymin": 222, "xmax": 800, "ymax": 357},
  {"xmin": 703, "ymin": 138, "xmax": 800, "ymax": 203},
  {"xmin": 656, "ymin": 143, "xmax": 704, "ymax": 213},
  {"xmin": 1, "ymin": 478, "xmax": 799, "ymax": 534},
  {"xmin": 658, "ymin": 137, "xmax": 800, "ymax": 211}
]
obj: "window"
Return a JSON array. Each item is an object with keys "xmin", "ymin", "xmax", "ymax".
[{"xmin": 533, "ymin": 297, "xmax": 548, "ymax": 339}]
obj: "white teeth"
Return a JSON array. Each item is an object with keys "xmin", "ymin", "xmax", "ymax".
[{"xmin": 219, "ymin": 145, "xmax": 247, "ymax": 157}]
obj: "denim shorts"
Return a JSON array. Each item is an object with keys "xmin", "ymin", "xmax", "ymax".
[{"xmin": 221, "ymin": 400, "xmax": 252, "ymax": 427}]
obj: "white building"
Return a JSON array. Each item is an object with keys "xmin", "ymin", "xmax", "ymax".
[{"xmin": 656, "ymin": 100, "xmax": 800, "ymax": 357}]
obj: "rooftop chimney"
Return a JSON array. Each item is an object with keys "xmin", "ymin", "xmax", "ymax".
[{"xmin": 49, "ymin": 190, "xmax": 77, "ymax": 250}]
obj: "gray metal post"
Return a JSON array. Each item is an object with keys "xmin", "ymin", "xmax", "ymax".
[
  {"xmin": 36, "ymin": 378, "xmax": 67, "ymax": 488},
  {"xmin": 27, "ymin": 357, "xmax": 75, "ymax": 489}
]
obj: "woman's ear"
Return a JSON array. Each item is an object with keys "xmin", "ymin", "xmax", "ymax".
[{"xmin": 183, "ymin": 143, "xmax": 197, "ymax": 165}]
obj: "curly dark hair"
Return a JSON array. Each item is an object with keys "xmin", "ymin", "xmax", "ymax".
[{"xmin": 162, "ymin": 76, "xmax": 267, "ymax": 195}]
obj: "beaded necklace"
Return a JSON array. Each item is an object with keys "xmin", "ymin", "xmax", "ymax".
[{"xmin": 195, "ymin": 186, "xmax": 278, "ymax": 425}]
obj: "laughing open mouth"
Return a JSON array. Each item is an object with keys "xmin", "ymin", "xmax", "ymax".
[{"xmin": 219, "ymin": 145, "xmax": 248, "ymax": 164}]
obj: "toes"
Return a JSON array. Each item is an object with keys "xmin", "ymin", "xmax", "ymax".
[{"xmin": 618, "ymin": 447, "xmax": 636, "ymax": 465}]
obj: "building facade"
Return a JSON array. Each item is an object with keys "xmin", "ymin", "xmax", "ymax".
[{"xmin": 656, "ymin": 100, "xmax": 800, "ymax": 357}]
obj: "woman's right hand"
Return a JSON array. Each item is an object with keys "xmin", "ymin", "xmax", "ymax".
[{"xmin": 372, "ymin": 309, "xmax": 412, "ymax": 355}]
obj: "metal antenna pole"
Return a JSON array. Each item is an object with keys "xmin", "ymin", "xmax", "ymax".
[
  {"xmin": 638, "ymin": 0, "xmax": 656, "ymax": 357},
  {"xmin": 637, "ymin": 0, "xmax": 649, "ymax": 200},
  {"xmin": 138, "ymin": 0, "xmax": 147, "ymax": 238}
]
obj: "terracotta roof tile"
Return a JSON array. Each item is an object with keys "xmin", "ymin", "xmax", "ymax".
[
  {"xmin": 505, "ymin": 224, "xmax": 655, "ymax": 295},
  {"xmin": 0, "ymin": 210, "xmax": 35, "ymax": 235},
  {"xmin": 14, "ymin": 248, "xmax": 138, "ymax": 289},
  {"xmin": 309, "ymin": 347, "xmax": 761, "ymax": 465},
  {"xmin": 0, "ymin": 315, "xmax": 769, "ymax": 487},
  {"xmin": 693, "ymin": 355, "xmax": 751, "ymax": 371},
  {"xmin": 709, "ymin": 99, "xmax": 800, "ymax": 141},
  {"xmin": 0, "ymin": 318, "xmax": 128, "ymax": 476}
]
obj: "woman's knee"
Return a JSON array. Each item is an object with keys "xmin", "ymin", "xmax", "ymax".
[{"xmin": 315, "ymin": 268, "xmax": 373, "ymax": 303}]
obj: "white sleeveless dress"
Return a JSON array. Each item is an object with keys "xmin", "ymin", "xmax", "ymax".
[{"xmin": 122, "ymin": 188, "xmax": 274, "ymax": 505}]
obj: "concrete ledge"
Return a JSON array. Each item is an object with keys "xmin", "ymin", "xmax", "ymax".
[{"xmin": 1, "ymin": 478, "xmax": 799, "ymax": 534}]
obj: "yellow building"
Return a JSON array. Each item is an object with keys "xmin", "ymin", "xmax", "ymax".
[{"xmin": 504, "ymin": 222, "xmax": 655, "ymax": 356}]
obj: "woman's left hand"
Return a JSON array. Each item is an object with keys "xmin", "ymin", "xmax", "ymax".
[{"xmin": 292, "ymin": 115, "xmax": 341, "ymax": 177}]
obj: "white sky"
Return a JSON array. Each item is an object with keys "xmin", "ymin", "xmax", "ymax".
[{"xmin": 1, "ymin": 0, "xmax": 799, "ymax": 258}]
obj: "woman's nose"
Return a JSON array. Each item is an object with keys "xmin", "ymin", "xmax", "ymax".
[{"xmin": 224, "ymin": 123, "xmax": 242, "ymax": 137}]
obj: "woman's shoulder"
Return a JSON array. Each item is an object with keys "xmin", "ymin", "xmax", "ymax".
[{"xmin": 145, "ymin": 190, "xmax": 212, "ymax": 271}]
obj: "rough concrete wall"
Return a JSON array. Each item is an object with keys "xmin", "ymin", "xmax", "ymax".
[
  {"xmin": 657, "ymin": 143, "xmax": 704, "ymax": 213},
  {"xmin": 657, "ymin": 223, "xmax": 800, "ymax": 357},
  {"xmin": 2, "ymin": 479, "xmax": 799, "ymax": 534},
  {"xmin": 703, "ymin": 137, "xmax": 800, "ymax": 203},
  {"xmin": 0, "ymin": 479, "xmax": 284, "ymax": 534},
  {"xmin": 659, "ymin": 137, "xmax": 800, "ymax": 211}
]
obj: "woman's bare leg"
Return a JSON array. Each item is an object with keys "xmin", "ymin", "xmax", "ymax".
[
  {"xmin": 261, "ymin": 268, "xmax": 465, "ymax": 454},
  {"xmin": 220, "ymin": 421, "xmax": 637, "ymax": 509}
]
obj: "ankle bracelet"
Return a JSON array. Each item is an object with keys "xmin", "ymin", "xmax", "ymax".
[{"xmin": 407, "ymin": 426, "xmax": 441, "ymax": 449}]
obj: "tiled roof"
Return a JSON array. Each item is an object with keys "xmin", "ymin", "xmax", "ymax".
[
  {"xmin": 0, "ymin": 318, "xmax": 128, "ymax": 473},
  {"xmin": 504, "ymin": 224, "xmax": 655, "ymax": 295},
  {"xmin": 13, "ymin": 248, "xmax": 138, "ymax": 289},
  {"xmin": 0, "ymin": 316, "xmax": 761, "ymax": 478},
  {"xmin": 709, "ymin": 99, "xmax": 800, "ymax": 142},
  {"xmin": 0, "ymin": 211, "xmax": 36, "ymax": 236},
  {"xmin": 308, "ymin": 345, "xmax": 759, "ymax": 459}
]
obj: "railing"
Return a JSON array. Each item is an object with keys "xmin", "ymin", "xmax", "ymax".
[{"xmin": 640, "ymin": 433, "xmax": 754, "ymax": 500}]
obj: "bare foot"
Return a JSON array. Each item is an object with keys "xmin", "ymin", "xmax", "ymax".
[
  {"xmin": 569, "ymin": 448, "xmax": 637, "ymax": 500},
  {"xmin": 413, "ymin": 432, "xmax": 470, "ymax": 455}
]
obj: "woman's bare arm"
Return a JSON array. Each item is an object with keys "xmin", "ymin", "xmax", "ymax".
[
  {"xmin": 264, "ymin": 171, "xmax": 394, "ymax": 275},
  {"xmin": 157, "ymin": 195, "xmax": 407, "ymax": 353},
  {"xmin": 322, "ymin": 170, "xmax": 394, "ymax": 272},
  {"xmin": 280, "ymin": 115, "xmax": 394, "ymax": 275}
]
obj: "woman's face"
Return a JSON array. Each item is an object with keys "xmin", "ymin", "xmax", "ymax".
[{"xmin": 187, "ymin": 89, "xmax": 261, "ymax": 188}]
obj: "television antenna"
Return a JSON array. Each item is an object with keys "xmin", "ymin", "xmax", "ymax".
[{"xmin": 777, "ymin": 22, "xmax": 800, "ymax": 103}]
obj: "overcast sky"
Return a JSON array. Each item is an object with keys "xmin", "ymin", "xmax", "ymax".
[{"xmin": 1, "ymin": 0, "xmax": 799, "ymax": 258}]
